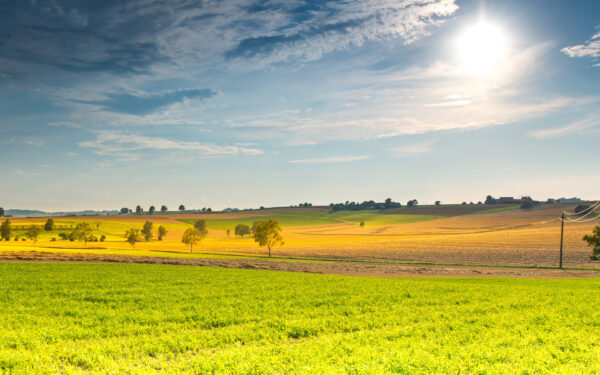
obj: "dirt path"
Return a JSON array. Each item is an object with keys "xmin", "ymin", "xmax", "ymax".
[{"xmin": 1, "ymin": 251, "xmax": 599, "ymax": 279}]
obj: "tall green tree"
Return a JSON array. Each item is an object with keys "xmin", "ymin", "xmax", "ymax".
[
  {"xmin": 24, "ymin": 225, "xmax": 43, "ymax": 245},
  {"xmin": 253, "ymin": 219, "xmax": 284, "ymax": 257},
  {"xmin": 179, "ymin": 204, "xmax": 185, "ymax": 212},
  {"xmin": 584, "ymin": 225, "xmax": 600, "ymax": 260},
  {"xmin": 44, "ymin": 218, "xmax": 55, "ymax": 231},
  {"xmin": 125, "ymin": 229, "xmax": 142, "ymax": 248},
  {"xmin": 194, "ymin": 220, "xmax": 208, "ymax": 236},
  {"xmin": 158, "ymin": 225, "xmax": 168, "ymax": 241},
  {"xmin": 71, "ymin": 222, "xmax": 94, "ymax": 248},
  {"xmin": 161, "ymin": 205, "xmax": 167, "ymax": 214},
  {"xmin": 0, "ymin": 219, "xmax": 11, "ymax": 240},
  {"xmin": 136, "ymin": 205, "xmax": 143, "ymax": 214},
  {"xmin": 142, "ymin": 221, "xmax": 153, "ymax": 241},
  {"xmin": 0, "ymin": 207, "xmax": 4, "ymax": 217},
  {"xmin": 181, "ymin": 228, "xmax": 206, "ymax": 252},
  {"xmin": 149, "ymin": 206, "xmax": 156, "ymax": 215}
]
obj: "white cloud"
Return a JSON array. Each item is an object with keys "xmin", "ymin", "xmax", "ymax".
[
  {"xmin": 530, "ymin": 116, "xmax": 600, "ymax": 138},
  {"xmin": 289, "ymin": 155, "xmax": 370, "ymax": 164},
  {"xmin": 562, "ymin": 30, "xmax": 600, "ymax": 60},
  {"xmin": 16, "ymin": 169, "xmax": 37, "ymax": 176},
  {"xmin": 23, "ymin": 137, "xmax": 45, "ymax": 146},
  {"xmin": 390, "ymin": 140, "xmax": 436, "ymax": 156},
  {"xmin": 78, "ymin": 130, "xmax": 263, "ymax": 159}
]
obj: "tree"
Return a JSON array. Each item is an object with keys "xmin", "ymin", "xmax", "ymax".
[
  {"xmin": 0, "ymin": 219, "xmax": 11, "ymax": 241},
  {"xmin": 485, "ymin": 195, "xmax": 496, "ymax": 205},
  {"xmin": 253, "ymin": 219, "xmax": 284, "ymax": 257},
  {"xmin": 435, "ymin": 201, "xmax": 441, "ymax": 206},
  {"xmin": 194, "ymin": 220, "xmax": 208, "ymax": 233},
  {"xmin": 125, "ymin": 228, "xmax": 142, "ymax": 248},
  {"xmin": 584, "ymin": 225, "xmax": 600, "ymax": 260},
  {"xmin": 161, "ymin": 205, "xmax": 167, "ymax": 214},
  {"xmin": 24, "ymin": 225, "xmax": 43, "ymax": 245},
  {"xmin": 407, "ymin": 199, "xmax": 418, "ymax": 207},
  {"xmin": 142, "ymin": 221, "xmax": 153, "ymax": 241},
  {"xmin": 384, "ymin": 198, "xmax": 393, "ymax": 209},
  {"xmin": 71, "ymin": 222, "xmax": 95, "ymax": 247},
  {"xmin": 179, "ymin": 204, "xmax": 185, "ymax": 212},
  {"xmin": 575, "ymin": 205, "xmax": 591, "ymax": 214},
  {"xmin": 235, "ymin": 224, "xmax": 251, "ymax": 238},
  {"xmin": 158, "ymin": 225, "xmax": 168, "ymax": 241},
  {"xmin": 120, "ymin": 207, "xmax": 129, "ymax": 214},
  {"xmin": 181, "ymin": 228, "xmax": 206, "ymax": 252},
  {"xmin": 44, "ymin": 218, "xmax": 55, "ymax": 231},
  {"xmin": 251, "ymin": 221, "xmax": 260, "ymax": 234},
  {"xmin": 0, "ymin": 207, "xmax": 4, "ymax": 217},
  {"xmin": 136, "ymin": 205, "xmax": 143, "ymax": 214},
  {"xmin": 149, "ymin": 206, "xmax": 156, "ymax": 215}
]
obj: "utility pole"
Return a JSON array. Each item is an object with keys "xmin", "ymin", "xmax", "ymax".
[{"xmin": 559, "ymin": 212, "xmax": 565, "ymax": 269}]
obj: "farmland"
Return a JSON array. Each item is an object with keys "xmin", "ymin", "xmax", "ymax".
[
  {"xmin": 0, "ymin": 203, "xmax": 597, "ymax": 268},
  {"xmin": 1, "ymin": 263, "xmax": 600, "ymax": 374}
]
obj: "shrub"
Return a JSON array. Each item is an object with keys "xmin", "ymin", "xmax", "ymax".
[{"xmin": 583, "ymin": 225, "xmax": 600, "ymax": 260}]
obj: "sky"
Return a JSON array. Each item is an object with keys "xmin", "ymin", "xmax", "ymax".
[{"xmin": 1, "ymin": 0, "xmax": 599, "ymax": 211}]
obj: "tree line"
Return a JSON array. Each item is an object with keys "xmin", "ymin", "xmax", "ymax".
[
  {"xmin": 119, "ymin": 205, "xmax": 214, "ymax": 214},
  {"xmin": 329, "ymin": 198, "xmax": 410, "ymax": 211}
]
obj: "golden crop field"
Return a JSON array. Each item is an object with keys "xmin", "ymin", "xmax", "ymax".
[{"xmin": 0, "ymin": 203, "xmax": 597, "ymax": 268}]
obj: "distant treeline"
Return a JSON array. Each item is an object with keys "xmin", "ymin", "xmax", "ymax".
[{"xmin": 329, "ymin": 198, "xmax": 408, "ymax": 211}]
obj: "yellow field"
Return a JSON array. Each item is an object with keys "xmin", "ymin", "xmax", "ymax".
[{"xmin": 0, "ymin": 203, "xmax": 597, "ymax": 267}]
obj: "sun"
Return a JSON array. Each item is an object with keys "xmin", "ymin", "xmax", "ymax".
[{"xmin": 457, "ymin": 21, "xmax": 507, "ymax": 76}]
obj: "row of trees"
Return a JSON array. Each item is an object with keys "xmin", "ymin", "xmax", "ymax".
[
  {"xmin": 119, "ymin": 205, "xmax": 213, "ymax": 214},
  {"xmin": 124, "ymin": 221, "xmax": 168, "ymax": 247},
  {"xmin": 329, "ymin": 198, "xmax": 407, "ymax": 211},
  {"xmin": 188, "ymin": 220, "xmax": 284, "ymax": 256}
]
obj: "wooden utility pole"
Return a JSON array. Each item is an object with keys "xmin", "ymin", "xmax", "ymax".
[{"xmin": 559, "ymin": 212, "xmax": 565, "ymax": 269}]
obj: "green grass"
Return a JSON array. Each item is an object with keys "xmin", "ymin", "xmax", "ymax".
[
  {"xmin": 1, "ymin": 263, "xmax": 600, "ymax": 374},
  {"xmin": 179, "ymin": 210, "xmax": 442, "ymax": 229},
  {"xmin": 467, "ymin": 205, "xmax": 520, "ymax": 215}
]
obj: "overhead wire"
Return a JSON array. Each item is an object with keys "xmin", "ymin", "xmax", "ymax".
[
  {"xmin": 559, "ymin": 202, "xmax": 600, "ymax": 222},
  {"xmin": 562, "ymin": 200, "xmax": 600, "ymax": 216}
]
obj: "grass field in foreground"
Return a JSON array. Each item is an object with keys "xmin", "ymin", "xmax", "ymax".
[{"xmin": 1, "ymin": 263, "xmax": 600, "ymax": 374}]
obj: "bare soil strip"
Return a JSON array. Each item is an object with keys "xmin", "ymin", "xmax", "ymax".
[{"xmin": 1, "ymin": 251, "xmax": 599, "ymax": 279}]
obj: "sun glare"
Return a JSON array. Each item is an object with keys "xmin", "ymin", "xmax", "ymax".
[{"xmin": 457, "ymin": 21, "xmax": 507, "ymax": 76}]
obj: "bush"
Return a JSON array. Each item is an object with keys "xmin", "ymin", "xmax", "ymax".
[
  {"xmin": 100, "ymin": 235, "xmax": 106, "ymax": 242},
  {"xmin": 583, "ymin": 225, "xmax": 600, "ymax": 260}
]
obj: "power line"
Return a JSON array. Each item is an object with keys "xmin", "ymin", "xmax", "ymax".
[{"xmin": 562, "ymin": 200, "xmax": 600, "ymax": 217}]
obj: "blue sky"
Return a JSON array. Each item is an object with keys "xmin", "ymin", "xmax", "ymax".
[{"xmin": 1, "ymin": 0, "xmax": 599, "ymax": 211}]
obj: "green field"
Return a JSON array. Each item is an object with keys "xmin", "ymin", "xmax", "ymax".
[
  {"xmin": 1, "ymin": 263, "xmax": 599, "ymax": 374},
  {"xmin": 179, "ymin": 210, "xmax": 442, "ymax": 229}
]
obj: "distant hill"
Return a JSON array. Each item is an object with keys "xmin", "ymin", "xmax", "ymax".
[{"xmin": 5, "ymin": 209, "xmax": 119, "ymax": 217}]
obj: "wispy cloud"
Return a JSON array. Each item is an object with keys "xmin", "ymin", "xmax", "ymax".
[
  {"xmin": 16, "ymin": 169, "xmax": 37, "ymax": 176},
  {"xmin": 23, "ymin": 137, "xmax": 45, "ymax": 146},
  {"xmin": 225, "ymin": 0, "xmax": 458, "ymax": 66},
  {"xmin": 78, "ymin": 130, "xmax": 263, "ymax": 159},
  {"xmin": 390, "ymin": 140, "xmax": 436, "ymax": 156},
  {"xmin": 289, "ymin": 155, "xmax": 370, "ymax": 164},
  {"xmin": 73, "ymin": 89, "xmax": 216, "ymax": 115},
  {"xmin": 562, "ymin": 29, "xmax": 600, "ymax": 64},
  {"xmin": 530, "ymin": 117, "xmax": 600, "ymax": 138}
]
